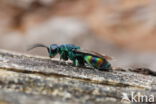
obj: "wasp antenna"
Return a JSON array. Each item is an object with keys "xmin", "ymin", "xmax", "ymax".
[{"xmin": 27, "ymin": 43, "xmax": 49, "ymax": 51}]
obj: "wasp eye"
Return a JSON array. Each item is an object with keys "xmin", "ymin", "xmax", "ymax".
[{"xmin": 49, "ymin": 49, "xmax": 58, "ymax": 58}]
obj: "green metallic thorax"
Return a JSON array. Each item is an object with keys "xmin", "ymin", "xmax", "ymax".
[{"xmin": 58, "ymin": 44, "xmax": 80, "ymax": 61}]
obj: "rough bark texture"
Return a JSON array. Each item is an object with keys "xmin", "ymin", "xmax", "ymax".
[{"xmin": 0, "ymin": 49, "xmax": 155, "ymax": 104}]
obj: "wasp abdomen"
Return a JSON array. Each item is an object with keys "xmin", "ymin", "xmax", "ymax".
[{"xmin": 84, "ymin": 55, "xmax": 111, "ymax": 70}]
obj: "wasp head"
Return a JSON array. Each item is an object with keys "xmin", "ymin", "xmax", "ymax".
[{"xmin": 49, "ymin": 44, "xmax": 59, "ymax": 58}]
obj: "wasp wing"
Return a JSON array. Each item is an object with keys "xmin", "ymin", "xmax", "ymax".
[
  {"xmin": 89, "ymin": 51, "xmax": 113, "ymax": 60},
  {"xmin": 74, "ymin": 50, "xmax": 112, "ymax": 60}
]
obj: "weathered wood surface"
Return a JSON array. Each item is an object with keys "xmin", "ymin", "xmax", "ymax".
[{"xmin": 0, "ymin": 49, "xmax": 155, "ymax": 104}]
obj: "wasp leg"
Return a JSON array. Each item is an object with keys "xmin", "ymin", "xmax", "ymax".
[
  {"xmin": 72, "ymin": 59, "xmax": 79, "ymax": 67},
  {"xmin": 75, "ymin": 56, "xmax": 85, "ymax": 67},
  {"xmin": 59, "ymin": 57, "xmax": 62, "ymax": 65},
  {"xmin": 75, "ymin": 59, "xmax": 79, "ymax": 67},
  {"xmin": 59, "ymin": 51, "xmax": 66, "ymax": 65}
]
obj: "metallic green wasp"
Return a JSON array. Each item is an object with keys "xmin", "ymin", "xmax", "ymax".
[{"xmin": 27, "ymin": 43, "xmax": 112, "ymax": 71}]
